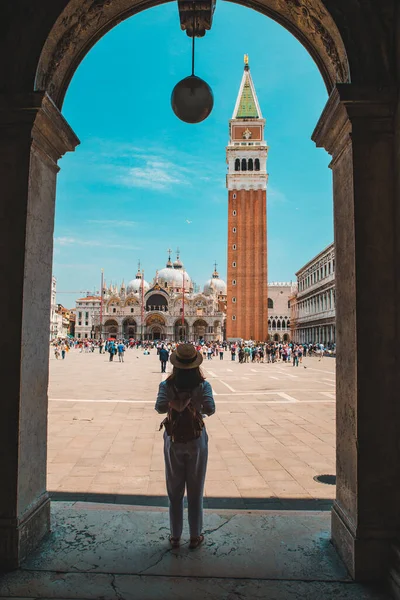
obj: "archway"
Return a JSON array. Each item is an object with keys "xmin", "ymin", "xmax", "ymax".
[
  {"xmin": 122, "ymin": 317, "xmax": 137, "ymax": 339},
  {"xmin": 104, "ymin": 319, "xmax": 119, "ymax": 338},
  {"xmin": 146, "ymin": 313, "xmax": 166, "ymax": 340},
  {"xmin": 193, "ymin": 319, "xmax": 209, "ymax": 341},
  {"xmin": 146, "ymin": 293, "xmax": 168, "ymax": 312},
  {"xmin": 1, "ymin": 0, "xmax": 399, "ymax": 585}
]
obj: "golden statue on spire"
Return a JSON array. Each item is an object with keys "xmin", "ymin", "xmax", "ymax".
[{"xmin": 244, "ymin": 54, "xmax": 249, "ymax": 65}]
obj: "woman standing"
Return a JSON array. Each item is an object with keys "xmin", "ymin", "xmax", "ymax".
[{"xmin": 155, "ymin": 344, "xmax": 215, "ymax": 549}]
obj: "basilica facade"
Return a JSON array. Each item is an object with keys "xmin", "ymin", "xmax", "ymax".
[{"xmin": 75, "ymin": 252, "xmax": 227, "ymax": 342}]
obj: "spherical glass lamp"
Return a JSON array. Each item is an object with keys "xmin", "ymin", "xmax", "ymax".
[{"xmin": 171, "ymin": 75, "xmax": 214, "ymax": 124}]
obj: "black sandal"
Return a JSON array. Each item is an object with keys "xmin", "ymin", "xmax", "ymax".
[
  {"xmin": 189, "ymin": 534, "xmax": 204, "ymax": 549},
  {"xmin": 169, "ymin": 536, "xmax": 180, "ymax": 548}
]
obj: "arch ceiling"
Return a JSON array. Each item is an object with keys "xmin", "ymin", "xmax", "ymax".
[{"xmin": 34, "ymin": 0, "xmax": 352, "ymax": 108}]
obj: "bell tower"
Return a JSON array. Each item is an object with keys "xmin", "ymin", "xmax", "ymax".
[{"xmin": 226, "ymin": 56, "xmax": 269, "ymax": 341}]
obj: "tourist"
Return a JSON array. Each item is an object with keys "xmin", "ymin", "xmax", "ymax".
[
  {"xmin": 159, "ymin": 344, "xmax": 169, "ymax": 373},
  {"xmin": 60, "ymin": 342, "xmax": 66, "ymax": 360},
  {"xmin": 117, "ymin": 340, "xmax": 125, "ymax": 362},
  {"xmin": 298, "ymin": 345, "xmax": 303, "ymax": 363},
  {"xmin": 108, "ymin": 341, "xmax": 116, "ymax": 362},
  {"xmin": 218, "ymin": 343, "xmax": 224, "ymax": 360},
  {"xmin": 230, "ymin": 344, "xmax": 236, "ymax": 361},
  {"xmin": 155, "ymin": 344, "xmax": 215, "ymax": 550},
  {"xmin": 238, "ymin": 346, "xmax": 244, "ymax": 363},
  {"xmin": 292, "ymin": 345, "xmax": 299, "ymax": 367},
  {"xmin": 207, "ymin": 345, "xmax": 213, "ymax": 360},
  {"xmin": 244, "ymin": 345, "xmax": 251, "ymax": 363}
]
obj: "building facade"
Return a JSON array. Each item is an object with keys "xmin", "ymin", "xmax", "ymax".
[
  {"xmin": 268, "ymin": 282, "xmax": 293, "ymax": 342},
  {"xmin": 75, "ymin": 253, "xmax": 227, "ymax": 342},
  {"xmin": 226, "ymin": 56, "xmax": 268, "ymax": 341},
  {"xmin": 49, "ymin": 276, "xmax": 57, "ymax": 339},
  {"xmin": 290, "ymin": 243, "xmax": 336, "ymax": 345}
]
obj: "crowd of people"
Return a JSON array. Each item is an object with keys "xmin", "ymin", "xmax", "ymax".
[{"xmin": 50, "ymin": 337, "xmax": 335, "ymax": 367}]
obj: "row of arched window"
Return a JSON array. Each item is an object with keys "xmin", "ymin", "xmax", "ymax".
[
  {"xmin": 268, "ymin": 319, "xmax": 290, "ymax": 330},
  {"xmin": 234, "ymin": 158, "xmax": 260, "ymax": 172}
]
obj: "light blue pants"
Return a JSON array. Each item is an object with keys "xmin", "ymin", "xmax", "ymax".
[{"xmin": 163, "ymin": 429, "xmax": 208, "ymax": 539}]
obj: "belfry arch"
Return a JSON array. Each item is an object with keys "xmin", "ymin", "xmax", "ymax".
[{"xmin": 0, "ymin": 0, "xmax": 399, "ymax": 589}]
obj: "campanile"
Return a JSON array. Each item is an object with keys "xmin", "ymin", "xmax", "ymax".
[{"xmin": 226, "ymin": 56, "xmax": 269, "ymax": 341}]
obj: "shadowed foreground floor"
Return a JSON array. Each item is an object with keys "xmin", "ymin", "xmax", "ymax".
[{"xmin": 0, "ymin": 502, "xmax": 390, "ymax": 599}]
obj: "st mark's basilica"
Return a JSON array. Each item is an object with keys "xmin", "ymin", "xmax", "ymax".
[{"xmin": 75, "ymin": 251, "xmax": 227, "ymax": 342}]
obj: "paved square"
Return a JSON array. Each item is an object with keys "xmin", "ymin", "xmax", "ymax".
[{"xmin": 48, "ymin": 348, "xmax": 336, "ymax": 507}]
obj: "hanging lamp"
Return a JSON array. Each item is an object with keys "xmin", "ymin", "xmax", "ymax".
[{"xmin": 171, "ymin": 4, "xmax": 214, "ymax": 124}]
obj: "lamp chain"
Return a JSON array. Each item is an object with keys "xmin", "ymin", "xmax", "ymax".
[{"xmin": 191, "ymin": 5, "xmax": 195, "ymax": 76}]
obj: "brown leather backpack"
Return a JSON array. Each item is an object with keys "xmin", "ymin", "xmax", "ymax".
[{"xmin": 159, "ymin": 389, "xmax": 204, "ymax": 443}]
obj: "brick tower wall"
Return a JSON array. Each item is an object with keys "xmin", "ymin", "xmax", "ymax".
[{"xmin": 226, "ymin": 188, "xmax": 268, "ymax": 341}]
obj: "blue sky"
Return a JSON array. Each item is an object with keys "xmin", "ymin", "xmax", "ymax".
[{"xmin": 54, "ymin": 0, "xmax": 333, "ymax": 308}]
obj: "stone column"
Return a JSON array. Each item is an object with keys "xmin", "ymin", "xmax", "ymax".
[
  {"xmin": 0, "ymin": 93, "xmax": 79, "ymax": 568},
  {"xmin": 313, "ymin": 85, "xmax": 399, "ymax": 581}
]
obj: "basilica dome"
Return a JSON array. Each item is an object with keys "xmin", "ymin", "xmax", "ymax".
[
  {"xmin": 204, "ymin": 266, "xmax": 227, "ymax": 296},
  {"xmin": 158, "ymin": 251, "xmax": 192, "ymax": 291},
  {"xmin": 158, "ymin": 266, "xmax": 192, "ymax": 290},
  {"xmin": 127, "ymin": 276, "xmax": 150, "ymax": 294}
]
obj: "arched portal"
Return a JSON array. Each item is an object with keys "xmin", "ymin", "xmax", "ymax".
[
  {"xmin": 146, "ymin": 313, "xmax": 166, "ymax": 340},
  {"xmin": 174, "ymin": 319, "xmax": 188, "ymax": 342},
  {"xmin": 122, "ymin": 318, "xmax": 137, "ymax": 339},
  {"xmin": 104, "ymin": 319, "xmax": 118, "ymax": 338},
  {"xmin": 193, "ymin": 319, "xmax": 208, "ymax": 341},
  {"xmin": 1, "ymin": 0, "xmax": 398, "ymax": 584}
]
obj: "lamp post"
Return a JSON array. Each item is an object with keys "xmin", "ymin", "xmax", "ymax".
[
  {"xmin": 182, "ymin": 269, "xmax": 185, "ymax": 341},
  {"xmin": 141, "ymin": 269, "xmax": 145, "ymax": 342},
  {"xmin": 99, "ymin": 268, "xmax": 104, "ymax": 341}
]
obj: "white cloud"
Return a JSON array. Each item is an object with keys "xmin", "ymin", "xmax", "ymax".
[
  {"xmin": 268, "ymin": 186, "xmax": 288, "ymax": 204},
  {"xmin": 87, "ymin": 219, "xmax": 138, "ymax": 227},
  {"xmin": 54, "ymin": 236, "xmax": 140, "ymax": 250},
  {"xmin": 120, "ymin": 159, "xmax": 189, "ymax": 191}
]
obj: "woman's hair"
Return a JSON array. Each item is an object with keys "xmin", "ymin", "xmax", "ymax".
[{"xmin": 166, "ymin": 366, "xmax": 205, "ymax": 391}]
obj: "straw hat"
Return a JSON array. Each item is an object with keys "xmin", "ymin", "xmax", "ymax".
[{"xmin": 170, "ymin": 343, "xmax": 203, "ymax": 369}]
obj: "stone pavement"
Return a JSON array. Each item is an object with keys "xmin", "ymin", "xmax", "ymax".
[
  {"xmin": 48, "ymin": 348, "xmax": 336, "ymax": 508},
  {"xmin": 0, "ymin": 502, "xmax": 390, "ymax": 600}
]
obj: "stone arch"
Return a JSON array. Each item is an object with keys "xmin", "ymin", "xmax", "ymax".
[
  {"xmin": 268, "ymin": 298, "xmax": 274, "ymax": 309},
  {"xmin": 2, "ymin": 0, "xmax": 399, "ymax": 582},
  {"xmin": 146, "ymin": 293, "xmax": 168, "ymax": 312},
  {"xmin": 146, "ymin": 313, "xmax": 166, "ymax": 327},
  {"xmin": 125, "ymin": 296, "xmax": 139, "ymax": 307},
  {"xmin": 193, "ymin": 319, "xmax": 209, "ymax": 340},
  {"xmin": 104, "ymin": 319, "xmax": 118, "ymax": 338},
  {"xmin": 174, "ymin": 318, "xmax": 188, "ymax": 341},
  {"xmin": 33, "ymin": 0, "xmax": 357, "ymax": 110},
  {"xmin": 122, "ymin": 317, "xmax": 137, "ymax": 338}
]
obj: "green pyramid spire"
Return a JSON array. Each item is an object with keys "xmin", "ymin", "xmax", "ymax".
[{"xmin": 236, "ymin": 73, "xmax": 259, "ymax": 118}]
